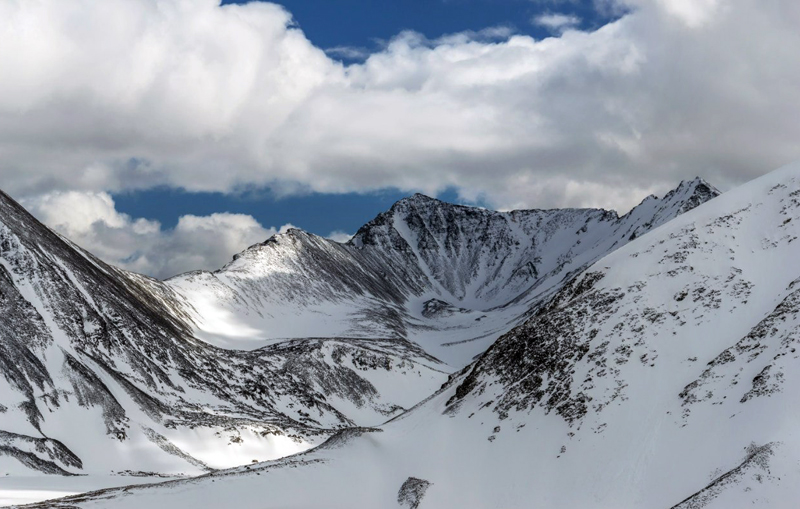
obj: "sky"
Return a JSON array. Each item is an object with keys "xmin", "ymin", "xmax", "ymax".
[
  {"xmin": 2, "ymin": 0, "xmax": 800, "ymax": 278},
  {"xmin": 220, "ymin": 0, "xmax": 616, "ymax": 58}
]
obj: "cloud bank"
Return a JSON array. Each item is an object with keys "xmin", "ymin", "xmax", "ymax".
[
  {"xmin": 2, "ymin": 0, "xmax": 800, "ymax": 274},
  {"xmin": 22, "ymin": 191, "xmax": 293, "ymax": 279}
]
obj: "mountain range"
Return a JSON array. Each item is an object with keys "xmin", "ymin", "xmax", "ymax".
[{"xmin": 3, "ymin": 164, "xmax": 799, "ymax": 508}]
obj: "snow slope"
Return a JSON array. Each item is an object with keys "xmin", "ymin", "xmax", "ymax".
[
  {"xmin": 0, "ymin": 175, "xmax": 717, "ymax": 498},
  {"xmin": 0, "ymin": 190, "xmax": 448, "ymax": 479},
  {"xmin": 168, "ymin": 179, "xmax": 718, "ymax": 366},
  {"xmin": 40, "ymin": 162, "xmax": 800, "ymax": 509}
]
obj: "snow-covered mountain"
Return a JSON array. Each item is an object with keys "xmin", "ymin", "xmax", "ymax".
[
  {"xmin": 36, "ymin": 162, "xmax": 800, "ymax": 509},
  {"xmin": 0, "ymin": 174, "xmax": 718, "ymax": 503},
  {"xmin": 167, "ymin": 178, "xmax": 719, "ymax": 366},
  {"xmin": 0, "ymin": 190, "xmax": 447, "ymax": 479}
]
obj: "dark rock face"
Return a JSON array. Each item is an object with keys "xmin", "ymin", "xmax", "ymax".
[
  {"xmin": 0, "ymin": 431, "xmax": 83, "ymax": 475},
  {"xmin": 350, "ymin": 193, "xmax": 614, "ymax": 307},
  {"xmin": 397, "ymin": 476, "xmax": 433, "ymax": 509},
  {"xmin": 349, "ymin": 180, "xmax": 720, "ymax": 309},
  {"xmin": 680, "ymin": 278, "xmax": 800, "ymax": 412},
  {"xmin": 443, "ymin": 174, "xmax": 800, "ymax": 446},
  {"xmin": 446, "ymin": 271, "xmax": 620, "ymax": 424}
]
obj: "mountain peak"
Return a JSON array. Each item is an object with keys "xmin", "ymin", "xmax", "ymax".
[
  {"xmin": 393, "ymin": 192, "xmax": 447, "ymax": 210},
  {"xmin": 675, "ymin": 176, "xmax": 719, "ymax": 194},
  {"xmin": 226, "ymin": 227, "xmax": 318, "ymax": 266},
  {"xmin": 667, "ymin": 176, "xmax": 721, "ymax": 214}
]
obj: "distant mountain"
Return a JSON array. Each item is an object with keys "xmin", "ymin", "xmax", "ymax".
[
  {"xmin": 47, "ymin": 163, "xmax": 800, "ymax": 509},
  {"xmin": 167, "ymin": 178, "xmax": 719, "ymax": 366}
]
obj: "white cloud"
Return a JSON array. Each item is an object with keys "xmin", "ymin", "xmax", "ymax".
[
  {"xmin": 533, "ymin": 13, "xmax": 582, "ymax": 31},
  {"xmin": 22, "ymin": 191, "xmax": 291, "ymax": 279},
  {"xmin": 647, "ymin": 0, "xmax": 723, "ymax": 27},
  {"xmin": 326, "ymin": 231, "xmax": 354, "ymax": 243},
  {"xmin": 1, "ymin": 0, "xmax": 800, "ymax": 216}
]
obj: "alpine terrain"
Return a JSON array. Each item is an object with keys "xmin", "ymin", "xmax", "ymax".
[{"xmin": 10, "ymin": 162, "xmax": 800, "ymax": 508}]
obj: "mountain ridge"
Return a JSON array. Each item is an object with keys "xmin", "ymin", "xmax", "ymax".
[
  {"xmin": 38, "ymin": 162, "xmax": 800, "ymax": 509},
  {"xmin": 0, "ymin": 188, "xmax": 449, "ymax": 478},
  {"xmin": 165, "ymin": 177, "xmax": 719, "ymax": 367},
  {"xmin": 0, "ymin": 175, "xmax": 720, "ymax": 503}
]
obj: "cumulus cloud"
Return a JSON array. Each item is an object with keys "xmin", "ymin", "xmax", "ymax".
[
  {"xmin": 646, "ymin": 0, "xmax": 722, "ymax": 27},
  {"xmin": 1, "ymin": 0, "xmax": 800, "ymax": 216},
  {"xmin": 22, "ymin": 191, "xmax": 292, "ymax": 279}
]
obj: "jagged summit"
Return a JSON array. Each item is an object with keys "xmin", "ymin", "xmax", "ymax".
[
  {"xmin": 672, "ymin": 176, "xmax": 721, "ymax": 212},
  {"xmin": 353, "ymin": 177, "xmax": 720, "ymax": 246},
  {"xmin": 211, "ymin": 178, "xmax": 719, "ymax": 274},
  {"xmin": 617, "ymin": 176, "xmax": 721, "ymax": 241},
  {"xmin": 227, "ymin": 227, "xmax": 317, "ymax": 264},
  {"xmin": 405, "ymin": 192, "xmax": 442, "ymax": 204},
  {"xmin": 350, "ymin": 177, "xmax": 720, "ymax": 304},
  {"xmin": 643, "ymin": 176, "xmax": 721, "ymax": 214}
]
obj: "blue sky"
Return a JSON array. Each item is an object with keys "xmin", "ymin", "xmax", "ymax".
[
  {"xmin": 111, "ymin": 0, "xmax": 608, "ymax": 238},
  {"xmin": 113, "ymin": 186, "xmax": 467, "ymax": 235},
  {"xmin": 219, "ymin": 0, "xmax": 612, "ymax": 60}
]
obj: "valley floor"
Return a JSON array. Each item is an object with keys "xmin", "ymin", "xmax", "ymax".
[{"xmin": 0, "ymin": 475, "xmax": 179, "ymax": 506}]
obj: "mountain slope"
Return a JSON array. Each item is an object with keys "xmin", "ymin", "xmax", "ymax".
[
  {"xmin": 168, "ymin": 178, "xmax": 719, "ymax": 366},
  {"xmin": 0, "ymin": 190, "xmax": 448, "ymax": 478},
  {"xmin": 0, "ymin": 176, "xmax": 718, "ymax": 487},
  {"xmin": 45, "ymin": 162, "xmax": 800, "ymax": 509}
]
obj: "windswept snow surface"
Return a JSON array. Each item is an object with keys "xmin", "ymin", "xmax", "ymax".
[{"xmin": 35, "ymin": 162, "xmax": 800, "ymax": 509}]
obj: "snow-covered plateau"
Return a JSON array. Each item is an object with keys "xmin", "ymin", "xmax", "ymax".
[{"xmin": 5, "ymin": 162, "xmax": 800, "ymax": 507}]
